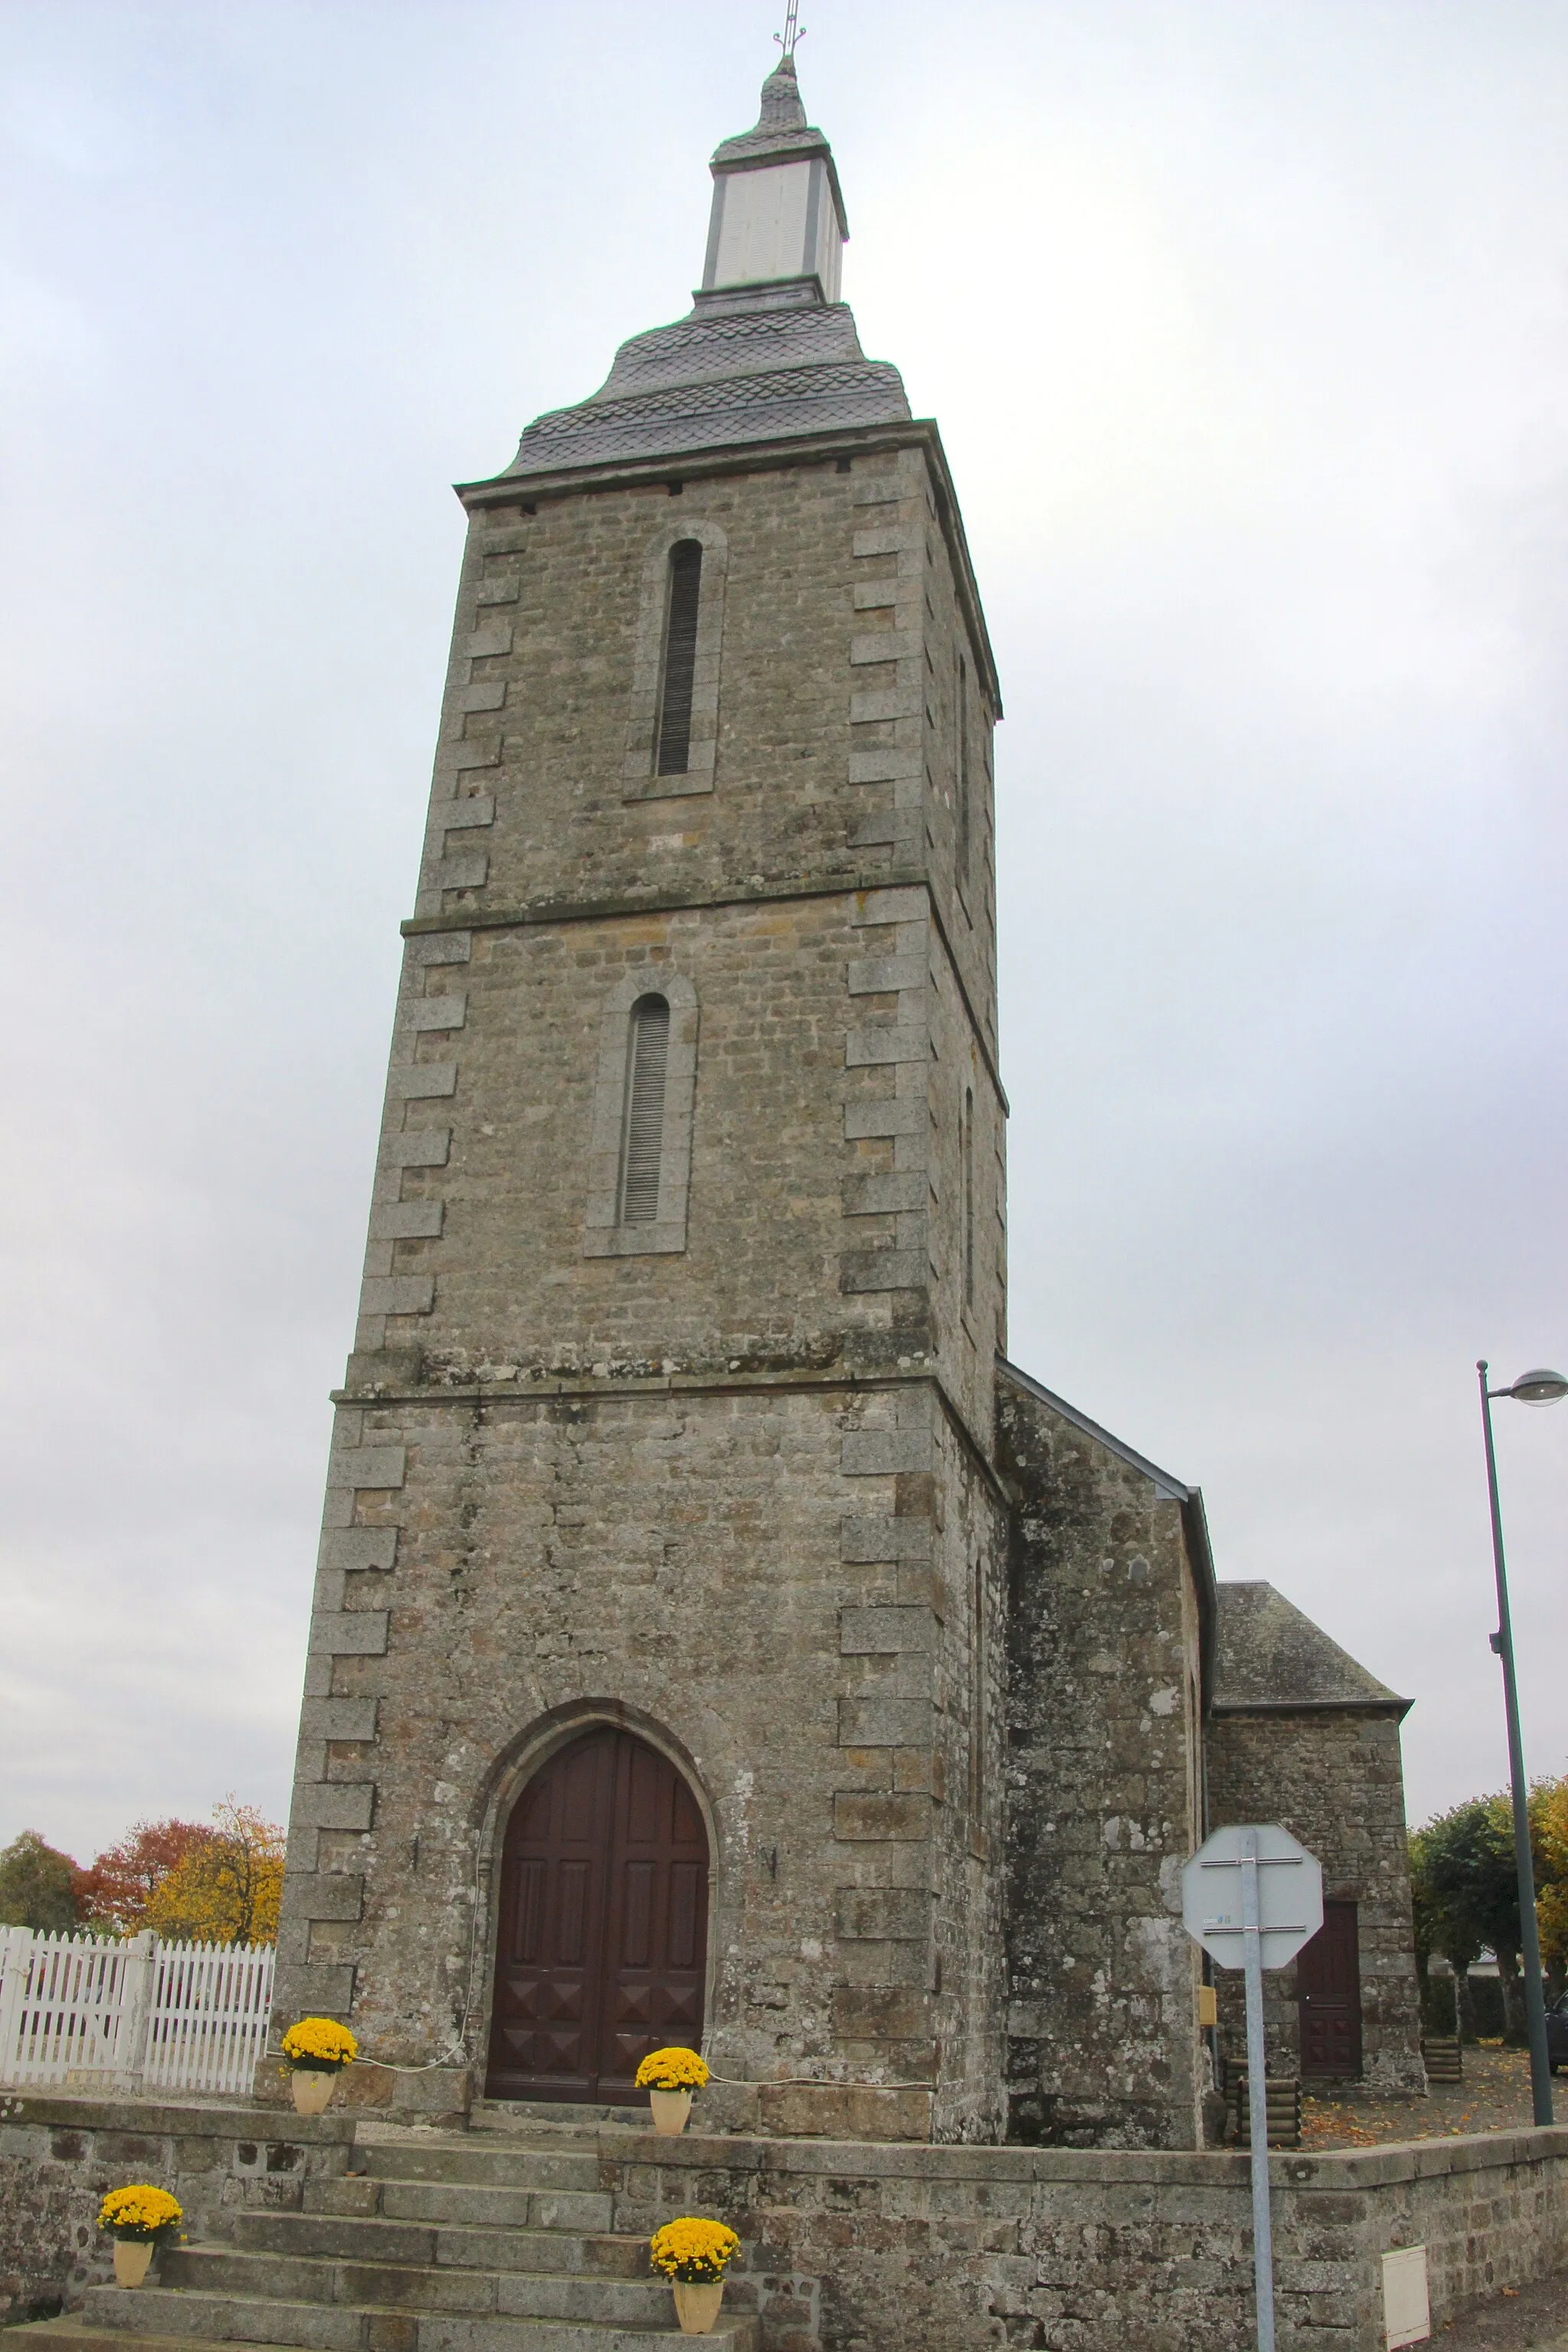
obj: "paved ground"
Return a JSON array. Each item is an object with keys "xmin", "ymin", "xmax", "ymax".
[
  {"xmin": 1300, "ymin": 2044, "xmax": 1549, "ymax": 2149},
  {"xmin": 1429, "ymin": 2268, "xmax": 1568, "ymax": 2348}
]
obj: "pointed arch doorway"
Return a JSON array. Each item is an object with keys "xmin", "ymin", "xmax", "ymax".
[{"xmin": 485, "ymin": 1724, "xmax": 710, "ymax": 2103}]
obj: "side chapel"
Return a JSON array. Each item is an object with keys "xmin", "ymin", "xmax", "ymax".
[{"xmin": 274, "ymin": 48, "xmax": 1426, "ymax": 2147}]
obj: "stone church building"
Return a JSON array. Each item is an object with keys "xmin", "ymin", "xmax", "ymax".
[{"xmin": 274, "ymin": 50, "xmax": 1424, "ymax": 2148}]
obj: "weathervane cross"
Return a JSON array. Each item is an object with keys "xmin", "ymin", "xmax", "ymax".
[{"xmin": 774, "ymin": 1, "xmax": 805, "ymax": 59}]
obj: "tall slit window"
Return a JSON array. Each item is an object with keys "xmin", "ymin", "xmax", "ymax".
[
  {"xmin": 655, "ymin": 541, "xmax": 704, "ymax": 776},
  {"xmin": 618, "ymin": 995, "xmax": 671, "ymax": 1223},
  {"xmin": 956, "ymin": 654, "xmax": 972, "ymax": 876},
  {"xmin": 962, "ymin": 1085, "xmax": 976, "ymax": 1307}
]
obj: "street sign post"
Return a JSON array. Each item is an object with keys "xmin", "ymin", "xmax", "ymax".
[{"xmin": 1182, "ymin": 1825, "xmax": 1324, "ymax": 2352}]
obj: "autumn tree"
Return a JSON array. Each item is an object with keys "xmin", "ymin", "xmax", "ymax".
[
  {"xmin": 1411, "ymin": 1777, "xmax": 1568, "ymax": 2043},
  {"xmin": 77, "ymin": 1818, "xmax": 210, "ymax": 1932},
  {"xmin": 143, "ymin": 1802, "xmax": 284, "ymax": 1946},
  {"xmin": 0, "ymin": 1831, "xmax": 83, "ymax": 1932},
  {"xmin": 1530, "ymin": 1774, "xmax": 1568, "ymax": 2003}
]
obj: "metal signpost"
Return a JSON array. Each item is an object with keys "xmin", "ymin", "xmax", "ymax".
[{"xmin": 1183, "ymin": 1825, "xmax": 1324, "ymax": 2352}]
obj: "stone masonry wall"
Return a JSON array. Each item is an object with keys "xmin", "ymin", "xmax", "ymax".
[
  {"xmin": 277, "ymin": 411, "xmax": 1015, "ymax": 2132},
  {"xmin": 275, "ymin": 1374, "xmax": 1008, "ymax": 2135},
  {"xmin": 599, "ymin": 2118, "xmax": 1568, "ymax": 2351},
  {"xmin": 417, "ymin": 436, "xmax": 999, "ymax": 1054},
  {"xmin": 997, "ymin": 1372, "xmax": 1207, "ymax": 2151},
  {"xmin": 351, "ymin": 885, "xmax": 1001, "ymax": 1413},
  {"xmin": 1205, "ymin": 1707, "xmax": 1426, "ymax": 2095},
  {"xmin": 8, "ymin": 2092, "xmax": 1567, "ymax": 2352},
  {"xmin": 354, "ymin": 446, "xmax": 1007, "ymax": 1439},
  {"xmin": 0, "ymin": 2094, "xmax": 351, "ymax": 2321}
]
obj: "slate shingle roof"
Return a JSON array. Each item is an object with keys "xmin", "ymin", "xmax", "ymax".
[
  {"xmin": 502, "ymin": 292, "xmax": 910, "ymax": 478},
  {"xmin": 1212, "ymin": 1580, "xmax": 1409, "ymax": 1713}
]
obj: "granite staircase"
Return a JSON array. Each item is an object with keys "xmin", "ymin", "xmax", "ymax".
[{"xmin": 54, "ymin": 2108, "xmax": 758, "ymax": 2352}]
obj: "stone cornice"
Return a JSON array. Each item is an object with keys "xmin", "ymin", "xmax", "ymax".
[
  {"xmin": 331, "ymin": 1361, "xmax": 1011, "ymax": 1509},
  {"xmin": 455, "ymin": 415, "xmax": 1002, "ymax": 717},
  {"xmin": 401, "ymin": 872, "xmax": 1009, "ymax": 1116}
]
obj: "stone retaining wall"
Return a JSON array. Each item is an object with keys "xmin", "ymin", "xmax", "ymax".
[
  {"xmin": 589, "ymin": 2121, "xmax": 1568, "ymax": 2349},
  {"xmin": 3, "ymin": 2091, "xmax": 1564, "ymax": 2350},
  {"xmin": 0, "ymin": 2092, "xmax": 354, "ymax": 2319}
]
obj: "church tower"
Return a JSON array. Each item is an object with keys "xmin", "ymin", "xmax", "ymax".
[{"xmin": 275, "ymin": 47, "xmax": 1009, "ymax": 2142}]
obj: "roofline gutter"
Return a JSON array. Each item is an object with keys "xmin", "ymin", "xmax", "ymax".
[
  {"xmin": 1210, "ymin": 1695, "xmax": 1415, "ymax": 1723},
  {"xmin": 1180, "ymin": 1489, "xmax": 1220, "ymax": 1720}
]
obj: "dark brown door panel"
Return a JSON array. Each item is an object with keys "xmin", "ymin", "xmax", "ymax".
[
  {"xmin": 486, "ymin": 1726, "xmax": 709, "ymax": 2103},
  {"xmin": 1296, "ymin": 1898, "xmax": 1363, "ymax": 2079}
]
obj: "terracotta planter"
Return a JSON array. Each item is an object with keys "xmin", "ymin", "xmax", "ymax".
[
  {"xmin": 290, "ymin": 2066, "xmax": 339, "ymax": 2115},
  {"xmin": 113, "ymin": 2239, "xmax": 155, "ymax": 2288},
  {"xmin": 671, "ymin": 2278, "xmax": 725, "ymax": 2334},
  {"xmin": 648, "ymin": 2087, "xmax": 694, "ymax": 2135}
]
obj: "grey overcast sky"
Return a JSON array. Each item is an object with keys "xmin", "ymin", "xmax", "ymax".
[{"xmin": 2, "ymin": 1, "xmax": 1565, "ymax": 1863}]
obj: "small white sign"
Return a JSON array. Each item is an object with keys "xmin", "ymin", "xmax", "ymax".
[
  {"xmin": 1383, "ymin": 2246, "xmax": 1430, "ymax": 2348},
  {"xmin": 1181, "ymin": 1824, "xmax": 1325, "ymax": 1971}
]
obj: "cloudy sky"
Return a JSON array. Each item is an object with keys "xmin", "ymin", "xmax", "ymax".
[{"xmin": 2, "ymin": 0, "xmax": 1565, "ymax": 1865}]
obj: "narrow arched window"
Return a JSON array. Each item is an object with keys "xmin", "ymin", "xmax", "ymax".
[
  {"xmin": 956, "ymin": 653, "xmax": 972, "ymax": 877},
  {"xmin": 655, "ymin": 542, "xmax": 704, "ymax": 776},
  {"xmin": 618, "ymin": 994, "xmax": 671, "ymax": 1223},
  {"xmin": 962, "ymin": 1085, "xmax": 976, "ymax": 1307}
]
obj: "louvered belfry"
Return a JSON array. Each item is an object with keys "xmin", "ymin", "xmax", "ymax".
[
  {"xmin": 655, "ymin": 544, "xmax": 703, "ymax": 776},
  {"xmin": 617, "ymin": 994, "xmax": 670, "ymax": 1222}
]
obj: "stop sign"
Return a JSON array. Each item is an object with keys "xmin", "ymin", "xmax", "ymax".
[{"xmin": 1182, "ymin": 1823, "xmax": 1323, "ymax": 1971}]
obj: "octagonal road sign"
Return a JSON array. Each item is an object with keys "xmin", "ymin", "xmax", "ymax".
[{"xmin": 1182, "ymin": 1823, "xmax": 1323, "ymax": 1972}]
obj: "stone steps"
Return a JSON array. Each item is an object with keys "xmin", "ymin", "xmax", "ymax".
[
  {"xmin": 236, "ymin": 2213, "xmax": 622, "ymax": 2265},
  {"xmin": 46, "ymin": 2122, "xmax": 756, "ymax": 2352},
  {"xmin": 470, "ymin": 2103, "xmax": 646, "ymax": 2136},
  {"xmin": 141, "ymin": 2250, "xmax": 681, "ymax": 2327},
  {"xmin": 6, "ymin": 2323, "xmax": 303, "ymax": 2352},
  {"xmin": 74, "ymin": 2289, "xmax": 755, "ymax": 2352},
  {"xmin": 368, "ymin": 2176, "xmax": 609, "ymax": 2220},
  {"xmin": 354, "ymin": 2146, "xmax": 606, "ymax": 2194}
]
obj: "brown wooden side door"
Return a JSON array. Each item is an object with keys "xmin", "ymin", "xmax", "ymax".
[
  {"xmin": 485, "ymin": 1726, "xmax": 709, "ymax": 2103},
  {"xmin": 1296, "ymin": 1898, "xmax": 1362, "ymax": 2077},
  {"xmin": 596, "ymin": 1734, "xmax": 709, "ymax": 2100}
]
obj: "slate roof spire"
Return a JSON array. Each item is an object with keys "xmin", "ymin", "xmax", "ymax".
[
  {"xmin": 498, "ymin": 44, "xmax": 907, "ymax": 479},
  {"xmin": 755, "ymin": 49, "xmax": 807, "ymax": 132},
  {"xmin": 705, "ymin": 49, "xmax": 850, "ymax": 263}
]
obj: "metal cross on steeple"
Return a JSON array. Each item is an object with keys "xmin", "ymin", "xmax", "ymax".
[{"xmin": 773, "ymin": 0, "xmax": 805, "ymax": 60}]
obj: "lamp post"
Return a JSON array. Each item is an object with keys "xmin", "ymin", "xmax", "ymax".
[{"xmin": 1476, "ymin": 1358, "xmax": 1566, "ymax": 2129}]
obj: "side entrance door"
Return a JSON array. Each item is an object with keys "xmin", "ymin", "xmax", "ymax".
[
  {"xmin": 485, "ymin": 1726, "xmax": 709, "ymax": 2103},
  {"xmin": 1296, "ymin": 1898, "xmax": 1363, "ymax": 2077}
]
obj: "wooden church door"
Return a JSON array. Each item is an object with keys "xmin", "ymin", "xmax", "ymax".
[
  {"xmin": 1296, "ymin": 1899, "xmax": 1363, "ymax": 2077},
  {"xmin": 485, "ymin": 1726, "xmax": 709, "ymax": 2103}
]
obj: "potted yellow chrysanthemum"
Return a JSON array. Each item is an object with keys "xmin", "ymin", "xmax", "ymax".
[
  {"xmin": 279, "ymin": 2016, "xmax": 358, "ymax": 2114},
  {"xmin": 649, "ymin": 2216, "xmax": 740, "ymax": 2336},
  {"xmin": 634, "ymin": 2044, "xmax": 710, "ymax": 2135},
  {"xmin": 99, "ymin": 2185, "xmax": 182, "ymax": 2288}
]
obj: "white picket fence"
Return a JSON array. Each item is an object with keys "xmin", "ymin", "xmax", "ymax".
[{"xmin": 0, "ymin": 1926, "xmax": 275, "ymax": 2097}]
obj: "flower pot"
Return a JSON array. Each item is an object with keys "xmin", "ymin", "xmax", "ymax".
[
  {"xmin": 672, "ymin": 2279, "xmax": 725, "ymax": 2334},
  {"xmin": 291, "ymin": 2066, "xmax": 338, "ymax": 2115},
  {"xmin": 648, "ymin": 2087, "xmax": 693, "ymax": 2135},
  {"xmin": 113, "ymin": 2239, "xmax": 155, "ymax": 2288}
]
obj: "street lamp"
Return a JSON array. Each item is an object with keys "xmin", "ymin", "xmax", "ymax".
[{"xmin": 1476, "ymin": 1359, "xmax": 1566, "ymax": 2128}]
